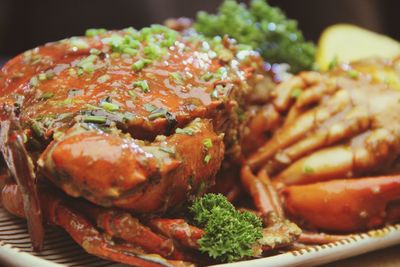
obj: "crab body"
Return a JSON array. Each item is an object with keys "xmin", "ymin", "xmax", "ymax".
[
  {"xmin": 0, "ymin": 26, "xmax": 265, "ymax": 213},
  {"xmin": 244, "ymin": 58, "xmax": 400, "ymax": 233}
]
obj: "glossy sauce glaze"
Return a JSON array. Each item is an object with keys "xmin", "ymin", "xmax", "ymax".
[{"xmin": 0, "ymin": 26, "xmax": 264, "ymax": 141}]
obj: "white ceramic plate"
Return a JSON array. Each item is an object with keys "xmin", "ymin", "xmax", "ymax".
[{"xmin": 1, "ymin": 205, "xmax": 400, "ymax": 267}]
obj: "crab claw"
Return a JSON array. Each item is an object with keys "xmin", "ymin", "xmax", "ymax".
[
  {"xmin": 282, "ymin": 175, "xmax": 400, "ymax": 232},
  {"xmin": 38, "ymin": 118, "xmax": 224, "ymax": 213},
  {"xmin": 0, "ymin": 109, "xmax": 44, "ymax": 251},
  {"xmin": 2, "ymin": 183, "xmax": 194, "ymax": 267}
]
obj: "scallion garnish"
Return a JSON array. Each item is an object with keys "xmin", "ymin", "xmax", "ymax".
[
  {"xmin": 204, "ymin": 154, "xmax": 212, "ymax": 164},
  {"xmin": 101, "ymin": 101, "xmax": 119, "ymax": 111},
  {"xmin": 84, "ymin": 115, "xmax": 107, "ymax": 123},
  {"xmin": 175, "ymin": 128, "xmax": 194, "ymax": 135},
  {"xmin": 133, "ymin": 80, "xmax": 150, "ymax": 93},
  {"xmin": 86, "ymin": 28, "xmax": 107, "ymax": 37},
  {"xmin": 203, "ymin": 138, "xmax": 213, "ymax": 149},
  {"xmin": 132, "ymin": 59, "xmax": 152, "ymax": 71}
]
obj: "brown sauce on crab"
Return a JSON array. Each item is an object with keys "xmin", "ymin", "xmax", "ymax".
[{"xmin": 0, "ymin": 27, "xmax": 263, "ymax": 142}]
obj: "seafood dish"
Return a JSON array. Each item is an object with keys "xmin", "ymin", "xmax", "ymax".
[{"xmin": 1, "ymin": 0, "xmax": 399, "ymax": 266}]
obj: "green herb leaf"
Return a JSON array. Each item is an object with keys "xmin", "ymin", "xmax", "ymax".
[{"xmin": 190, "ymin": 193, "xmax": 263, "ymax": 262}]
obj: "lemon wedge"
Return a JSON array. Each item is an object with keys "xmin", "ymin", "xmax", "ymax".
[{"xmin": 316, "ymin": 24, "xmax": 400, "ymax": 71}]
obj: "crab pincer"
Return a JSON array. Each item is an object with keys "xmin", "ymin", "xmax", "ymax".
[
  {"xmin": 1, "ymin": 183, "xmax": 193, "ymax": 267},
  {"xmin": 0, "ymin": 109, "xmax": 44, "ymax": 251},
  {"xmin": 282, "ymin": 175, "xmax": 400, "ymax": 232}
]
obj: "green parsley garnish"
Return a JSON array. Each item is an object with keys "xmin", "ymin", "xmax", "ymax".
[
  {"xmin": 195, "ymin": 0, "xmax": 315, "ymax": 73},
  {"xmin": 190, "ymin": 193, "xmax": 263, "ymax": 262}
]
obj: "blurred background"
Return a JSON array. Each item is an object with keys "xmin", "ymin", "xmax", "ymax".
[{"xmin": 0, "ymin": 0, "xmax": 399, "ymax": 66}]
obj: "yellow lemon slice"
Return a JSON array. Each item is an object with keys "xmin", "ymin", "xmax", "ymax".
[{"xmin": 316, "ymin": 24, "xmax": 400, "ymax": 71}]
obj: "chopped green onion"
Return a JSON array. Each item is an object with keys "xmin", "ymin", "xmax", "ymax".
[
  {"xmin": 45, "ymin": 70, "xmax": 55, "ymax": 80},
  {"xmin": 170, "ymin": 72, "xmax": 183, "ymax": 84},
  {"xmin": 77, "ymin": 55, "xmax": 98, "ymax": 74},
  {"xmin": 84, "ymin": 104, "xmax": 99, "ymax": 110},
  {"xmin": 328, "ymin": 56, "xmax": 338, "ymax": 70},
  {"xmin": 347, "ymin": 70, "xmax": 359, "ymax": 79},
  {"xmin": 203, "ymin": 138, "xmax": 213, "ymax": 149},
  {"xmin": 70, "ymin": 38, "xmax": 89, "ymax": 49},
  {"xmin": 132, "ymin": 59, "xmax": 152, "ymax": 71},
  {"xmin": 204, "ymin": 154, "xmax": 212, "ymax": 164},
  {"xmin": 291, "ymin": 88, "xmax": 302, "ymax": 98},
  {"xmin": 144, "ymin": 103, "xmax": 157, "ymax": 112},
  {"xmin": 38, "ymin": 73, "xmax": 47, "ymax": 81},
  {"xmin": 133, "ymin": 80, "xmax": 150, "ymax": 93},
  {"xmin": 144, "ymin": 44, "xmax": 164, "ymax": 60},
  {"xmin": 101, "ymin": 101, "xmax": 119, "ymax": 111},
  {"xmin": 29, "ymin": 76, "xmax": 39, "ymax": 87},
  {"xmin": 201, "ymin": 72, "xmax": 214, "ymax": 82},
  {"xmin": 84, "ymin": 115, "xmax": 107, "ymax": 123},
  {"xmin": 90, "ymin": 48, "xmax": 101, "ymax": 55},
  {"xmin": 86, "ymin": 28, "xmax": 107, "ymax": 37},
  {"xmin": 175, "ymin": 128, "xmax": 194, "ymax": 135},
  {"xmin": 148, "ymin": 111, "xmax": 166, "ymax": 120},
  {"xmin": 128, "ymin": 90, "xmax": 137, "ymax": 98},
  {"xmin": 122, "ymin": 47, "xmax": 138, "ymax": 56},
  {"xmin": 31, "ymin": 122, "xmax": 43, "ymax": 137},
  {"xmin": 40, "ymin": 92, "xmax": 54, "ymax": 100},
  {"xmin": 97, "ymin": 74, "xmax": 110, "ymax": 83},
  {"xmin": 303, "ymin": 165, "xmax": 314, "ymax": 174},
  {"xmin": 160, "ymin": 147, "xmax": 175, "ymax": 155}
]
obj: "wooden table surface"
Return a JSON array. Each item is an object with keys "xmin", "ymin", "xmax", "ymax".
[{"xmin": 323, "ymin": 245, "xmax": 400, "ymax": 267}]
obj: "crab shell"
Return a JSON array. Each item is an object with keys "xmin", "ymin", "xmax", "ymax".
[{"xmin": 0, "ymin": 26, "xmax": 266, "ymax": 213}]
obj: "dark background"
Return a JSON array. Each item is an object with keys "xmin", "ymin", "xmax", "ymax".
[{"xmin": 0, "ymin": 0, "xmax": 399, "ymax": 66}]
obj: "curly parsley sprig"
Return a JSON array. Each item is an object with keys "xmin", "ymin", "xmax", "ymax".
[
  {"xmin": 190, "ymin": 193, "xmax": 263, "ymax": 262},
  {"xmin": 195, "ymin": 0, "xmax": 316, "ymax": 73}
]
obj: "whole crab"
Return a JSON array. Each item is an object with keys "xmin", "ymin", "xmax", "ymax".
[
  {"xmin": 243, "ymin": 57, "xmax": 400, "ymax": 233},
  {"xmin": 1, "ymin": 25, "xmax": 299, "ymax": 266}
]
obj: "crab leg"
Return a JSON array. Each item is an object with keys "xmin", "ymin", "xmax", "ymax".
[
  {"xmin": 77, "ymin": 201, "xmax": 187, "ymax": 260},
  {"xmin": 1, "ymin": 183, "xmax": 192, "ymax": 267},
  {"xmin": 247, "ymin": 89, "xmax": 352, "ymax": 171},
  {"xmin": 0, "ymin": 113, "xmax": 44, "ymax": 251},
  {"xmin": 274, "ymin": 128, "xmax": 400, "ymax": 185},
  {"xmin": 38, "ymin": 118, "xmax": 224, "ymax": 213},
  {"xmin": 241, "ymin": 166, "xmax": 283, "ymax": 216},
  {"xmin": 282, "ymin": 175, "xmax": 400, "ymax": 232},
  {"xmin": 148, "ymin": 218, "xmax": 204, "ymax": 250}
]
